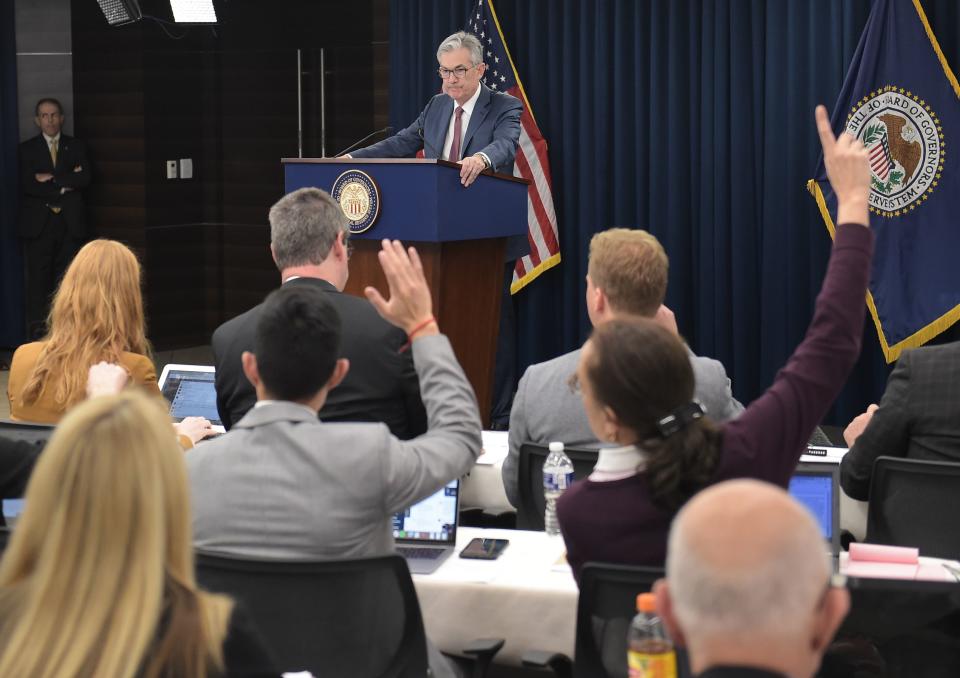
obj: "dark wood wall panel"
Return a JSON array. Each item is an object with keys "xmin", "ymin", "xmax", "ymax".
[{"xmin": 71, "ymin": 0, "xmax": 389, "ymax": 349}]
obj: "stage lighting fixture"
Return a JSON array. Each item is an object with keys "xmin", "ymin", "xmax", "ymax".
[
  {"xmin": 169, "ymin": 0, "xmax": 217, "ymax": 23},
  {"xmin": 96, "ymin": 0, "xmax": 142, "ymax": 26}
]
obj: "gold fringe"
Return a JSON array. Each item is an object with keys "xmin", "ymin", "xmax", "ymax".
[
  {"xmin": 806, "ymin": 180, "xmax": 960, "ymax": 363},
  {"xmin": 510, "ymin": 252, "xmax": 561, "ymax": 295},
  {"xmin": 912, "ymin": 0, "xmax": 960, "ymax": 98}
]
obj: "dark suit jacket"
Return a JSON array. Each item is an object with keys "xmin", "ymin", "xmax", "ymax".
[
  {"xmin": 351, "ymin": 84, "xmax": 522, "ymax": 173},
  {"xmin": 19, "ymin": 133, "xmax": 91, "ymax": 238},
  {"xmin": 842, "ymin": 341, "xmax": 960, "ymax": 500},
  {"xmin": 0, "ymin": 436, "xmax": 42, "ymax": 499},
  {"xmin": 211, "ymin": 277, "xmax": 428, "ymax": 438}
]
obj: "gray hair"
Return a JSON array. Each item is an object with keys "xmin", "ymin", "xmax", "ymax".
[
  {"xmin": 437, "ymin": 31, "xmax": 484, "ymax": 66},
  {"xmin": 269, "ymin": 187, "xmax": 348, "ymax": 270},
  {"xmin": 666, "ymin": 483, "xmax": 832, "ymax": 638}
]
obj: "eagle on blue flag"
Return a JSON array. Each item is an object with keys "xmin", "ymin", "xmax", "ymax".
[{"xmin": 808, "ymin": 0, "xmax": 960, "ymax": 362}]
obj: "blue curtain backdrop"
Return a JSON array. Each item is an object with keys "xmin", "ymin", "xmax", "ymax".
[
  {"xmin": 0, "ymin": 0, "xmax": 23, "ymax": 347},
  {"xmin": 390, "ymin": 1, "xmax": 960, "ymax": 424}
]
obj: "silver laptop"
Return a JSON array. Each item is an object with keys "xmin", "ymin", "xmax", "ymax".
[
  {"xmin": 157, "ymin": 364, "xmax": 225, "ymax": 433},
  {"xmin": 789, "ymin": 462, "xmax": 842, "ymax": 554},
  {"xmin": 393, "ymin": 478, "xmax": 460, "ymax": 574}
]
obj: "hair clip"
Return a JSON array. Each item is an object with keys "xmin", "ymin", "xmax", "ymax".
[{"xmin": 655, "ymin": 401, "xmax": 705, "ymax": 438}]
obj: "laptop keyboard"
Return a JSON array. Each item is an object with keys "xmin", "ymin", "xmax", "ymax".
[{"xmin": 397, "ymin": 546, "xmax": 445, "ymax": 559}]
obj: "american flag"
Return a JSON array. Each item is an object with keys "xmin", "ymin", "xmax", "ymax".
[
  {"xmin": 869, "ymin": 133, "xmax": 893, "ymax": 181},
  {"xmin": 469, "ymin": 0, "xmax": 561, "ymax": 293}
]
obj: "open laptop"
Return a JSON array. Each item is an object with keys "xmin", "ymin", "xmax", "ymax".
[
  {"xmin": 393, "ymin": 478, "xmax": 460, "ymax": 574},
  {"xmin": 157, "ymin": 364, "xmax": 225, "ymax": 433},
  {"xmin": 789, "ymin": 462, "xmax": 842, "ymax": 554}
]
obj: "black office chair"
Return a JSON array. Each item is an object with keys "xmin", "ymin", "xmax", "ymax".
[
  {"xmin": 195, "ymin": 551, "xmax": 429, "ymax": 678},
  {"xmin": 865, "ymin": 456, "xmax": 960, "ymax": 559},
  {"xmin": 0, "ymin": 420, "xmax": 55, "ymax": 446},
  {"xmin": 524, "ymin": 562, "xmax": 689, "ymax": 678},
  {"xmin": 821, "ymin": 576, "xmax": 960, "ymax": 678},
  {"xmin": 516, "ymin": 443, "xmax": 598, "ymax": 531},
  {"xmin": 195, "ymin": 551, "xmax": 503, "ymax": 678}
]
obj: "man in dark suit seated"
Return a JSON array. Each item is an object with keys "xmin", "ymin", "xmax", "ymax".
[
  {"xmin": 841, "ymin": 341, "xmax": 960, "ymax": 499},
  {"xmin": 191, "ymin": 242, "xmax": 480, "ymax": 678},
  {"xmin": 654, "ymin": 479, "xmax": 849, "ymax": 678},
  {"xmin": 212, "ymin": 187, "xmax": 427, "ymax": 437},
  {"xmin": 346, "ymin": 30, "xmax": 522, "ymax": 187},
  {"xmin": 19, "ymin": 97, "xmax": 91, "ymax": 338}
]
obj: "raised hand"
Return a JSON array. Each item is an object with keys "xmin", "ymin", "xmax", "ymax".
[
  {"xmin": 815, "ymin": 105, "xmax": 871, "ymax": 226},
  {"xmin": 364, "ymin": 239, "xmax": 438, "ymax": 336}
]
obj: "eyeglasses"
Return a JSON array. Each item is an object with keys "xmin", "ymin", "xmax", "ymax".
[{"xmin": 437, "ymin": 65, "xmax": 476, "ymax": 80}]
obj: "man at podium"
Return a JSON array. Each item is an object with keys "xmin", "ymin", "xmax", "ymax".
[{"xmin": 346, "ymin": 30, "xmax": 522, "ymax": 188}]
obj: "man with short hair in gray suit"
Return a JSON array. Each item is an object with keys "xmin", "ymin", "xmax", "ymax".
[
  {"xmin": 502, "ymin": 228, "xmax": 743, "ymax": 507},
  {"xmin": 188, "ymin": 240, "xmax": 481, "ymax": 561}
]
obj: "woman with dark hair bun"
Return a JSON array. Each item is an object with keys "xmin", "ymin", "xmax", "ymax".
[{"xmin": 557, "ymin": 106, "xmax": 874, "ymax": 581}]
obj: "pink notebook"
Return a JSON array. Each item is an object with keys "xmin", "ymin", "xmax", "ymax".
[{"xmin": 840, "ymin": 543, "xmax": 960, "ymax": 582}]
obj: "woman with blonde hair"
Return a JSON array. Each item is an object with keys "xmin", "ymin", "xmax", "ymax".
[
  {"xmin": 7, "ymin": 239, "xmax": 212, "ymax": 444},
  {"xmin": 0, "ymin": 388, "xmax": 276, "ymax": 677}
]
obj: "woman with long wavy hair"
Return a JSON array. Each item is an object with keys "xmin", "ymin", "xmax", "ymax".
[
  {"xmin": 556, "ymin": 106, "xmax": 875, "ymax": 580},
  {"xmin": 0, "ymin": 388, "xmax": 276, "ymax": 677},
  {"xmin": 8, "ymin": 239, "xmax": 153, "ymax": 420},
  {"xmin": 7, "ymin": 239, "xmax": 212, "ymax": 444}
]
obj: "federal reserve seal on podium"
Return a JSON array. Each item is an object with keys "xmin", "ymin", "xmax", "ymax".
[{"xmin": 331, "ymin": 170, "xmax": 381, "ymax": 234}]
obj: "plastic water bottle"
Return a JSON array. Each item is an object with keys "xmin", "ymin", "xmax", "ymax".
[
  {"xmin": 542, "ymin": 441, "xmax": 574, "ymax": 535},
  {"xmin": 627, "ymin": 593, "xmax": 677, "ymax": 678}
]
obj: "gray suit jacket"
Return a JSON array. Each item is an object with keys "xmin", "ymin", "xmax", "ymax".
[
  {"xmin": 502, "ymin": 346, "xmax": 743, "ymax": 507},
  {"xmin": 188, "ymin": 335, "xmax": 481, "ymax": 560},
  {"xmin": 842, "ymin": 341, "xmax": 960, "ymax": 500}
]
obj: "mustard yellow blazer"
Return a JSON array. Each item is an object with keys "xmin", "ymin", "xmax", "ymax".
[{"xmin": 7, "ymin": 341, "xmax": 161, "ymax": 424}]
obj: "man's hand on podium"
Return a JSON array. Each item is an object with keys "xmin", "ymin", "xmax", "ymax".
[{"xmin": 459, "ymin": 154, "xmax": 488, "ymax": 187}]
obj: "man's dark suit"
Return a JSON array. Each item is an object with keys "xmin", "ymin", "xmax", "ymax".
[
  {"xmin": 19, "ymin": 133, "xmax": 91, "ymax": 334},
  {"xmin": 841, "ymin": 341, "xmax": 960, "ymax": 500},
  {"xmin": 212, "ymin": 277, "xmax": 428, "ymax": 438},
  {"xmin": 351, "ymin": 83, "xmax": 522, "ymax": 173}
]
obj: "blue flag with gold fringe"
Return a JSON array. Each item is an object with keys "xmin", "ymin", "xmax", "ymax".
[{"xmin": 808, "ymin": 0, "xmax": 960, "ymax": 363}]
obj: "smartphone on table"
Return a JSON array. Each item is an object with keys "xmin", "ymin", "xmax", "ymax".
[{"xmin": 459, "ymin": 537, "xmax": 510, "ymax": 560}]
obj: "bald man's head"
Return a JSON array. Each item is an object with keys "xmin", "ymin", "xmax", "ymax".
[
  {"xmin": 654, "ymin": 480, "xmax": 849, "ymax": 678},
  {"xmin": 665, "ymin": 479, "xmax": 830, "ymax": 636}
]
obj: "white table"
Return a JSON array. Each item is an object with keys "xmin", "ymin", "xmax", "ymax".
[
  {"xmin": 413, "ymin": 527, "xmax": 578, "ymax": 665},
  {"xmin": 460, "ymin": 437, "xmax": 871, "ymax": 540},
  {"xmin": 459, "ymin": 431, "xmax": 513, "ymax": 515}
]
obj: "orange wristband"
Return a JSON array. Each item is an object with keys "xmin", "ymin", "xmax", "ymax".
[{"xmin": 399, "ymin": 316, "xmax": 437, "ymax": 353}]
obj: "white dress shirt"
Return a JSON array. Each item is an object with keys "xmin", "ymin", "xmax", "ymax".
[
  {"xmin": 440, "ymin": 85, "xmax": 491, "ymax": 168},
  {"xmin": 588, "ymin": 444, "xmax": 648, "ymax": 482}
]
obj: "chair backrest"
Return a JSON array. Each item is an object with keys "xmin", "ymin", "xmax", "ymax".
[
  {"xmin": 575, "ymin": 562, "xmax": 690, "ymax": 678},
  {"xmin": 516, "ymin": 443, "xmax": 598, "ymax": 530},
  {"xmin": 829, "ymin": 576, "xmax": 960, "ymax": 676},
  {"xmin": 0, "ymin": 420, "xmax": 55, "ymax": 446},
  {"xmin": 194, "ymin": 551, "xmax": 429, "ymax": 678},
  {"xmin": 865, "ymin": 456, "xmax": 960, "ymax": 559}
]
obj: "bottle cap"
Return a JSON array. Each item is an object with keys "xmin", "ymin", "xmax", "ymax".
[
  {"xmin": 637, "ymin": 592, "xmax": 656, "ymax": 613},
  {"xmin": 548, "ymin": 441, "xmax": 565, "ymax": 452}
]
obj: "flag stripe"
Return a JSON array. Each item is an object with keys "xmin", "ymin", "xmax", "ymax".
[{"xmin": 516, "ymin": 130, "xmax": 559, "ymax": 251}]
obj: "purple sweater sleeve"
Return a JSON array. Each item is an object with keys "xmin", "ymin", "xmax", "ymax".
[{"xmin": 719, "ymin": 223, "xmax": 874, "ymax": 486}]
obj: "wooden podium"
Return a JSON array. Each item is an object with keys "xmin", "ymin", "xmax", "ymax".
[{"xmin": 282, "ymin": 158, "xmax": 529, "ymax": 425}]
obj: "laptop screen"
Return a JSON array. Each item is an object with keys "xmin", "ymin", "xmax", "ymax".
[
  {"xmin": 158, "ymin": 366, "xmax": 222, "ymax": 427},
  {"xmin": 789, "ymin": 462, "xmax": 841, "ymax": 552},
  {"xmin": 392, "ymin": 479, "xmax": 458, "ymax": 543}
]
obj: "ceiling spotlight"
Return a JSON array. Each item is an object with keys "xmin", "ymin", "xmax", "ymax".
[
  {"xmin": 95, "ymin": 0, "xmax": 142, "ymax": 26},
  {"xmin": 169, "ymin": 0, "xmax": 217, "ymax": 23}
]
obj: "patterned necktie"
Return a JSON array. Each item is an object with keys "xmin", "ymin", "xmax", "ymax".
[
  {"xmin": 50, "ymin": 138, "xmax": 58, "ymax": 167},
  {"xmin": 448, "ymin": 107, "xmax": 464, "ymax": 161}
]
